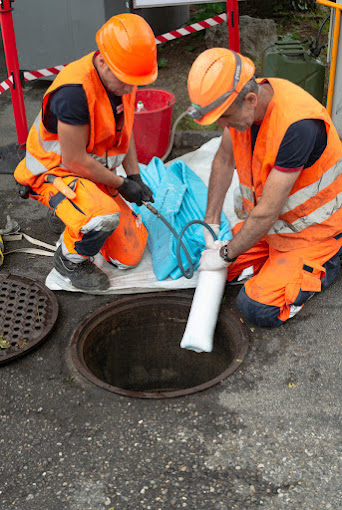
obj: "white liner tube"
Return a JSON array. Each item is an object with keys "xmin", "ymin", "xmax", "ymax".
[{"xmin": 180, "ymin": 267, "xmax": 227, "ymax": 353}]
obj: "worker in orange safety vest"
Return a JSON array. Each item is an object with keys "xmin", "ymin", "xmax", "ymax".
[
  {"xmin": 187, "ymin": 48, "xmax": 342, "ymax": 327},
  {"xmin": 14, "ymin": 13, "xmax": 157, "ymax": 291}
]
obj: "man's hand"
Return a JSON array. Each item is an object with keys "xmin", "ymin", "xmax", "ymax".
[
  {"xmin": 203, "ymin": 224, "xmax": 220, "ymax": 249},
  {"xmin": 127, "ymin": 174, "xmax": 154, "ymax": 203},
  {"xmin": 118, "ymin": 177, "xmax": 145, "ymax": 206},
  {"xmin": 198, "ymin": 241, "xmax": 230, "ymax": 272}
]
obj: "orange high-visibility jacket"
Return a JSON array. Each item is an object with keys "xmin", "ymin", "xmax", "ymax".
[
  {"xmin": 230, "ymin": 78, "xmax": 342, "ymax": 251},
  {"xmin": 14, "ymin": 52, "xmax": 136, "ymax": 188}
]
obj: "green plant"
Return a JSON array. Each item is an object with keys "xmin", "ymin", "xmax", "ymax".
[
  {"xmin": 158, "ymin": 57, "xmax": 168, "ymax": 68},
  {"xmin": 274, "ymin": 0, "xmax": 317, "ymax": 12},
  {"xmin": 191, "ymin": 2, "xmax": 226, "ymax": 23},
  {"xmin": 245, "ymin": 0, "xmax": 319, "ymax": 16}
]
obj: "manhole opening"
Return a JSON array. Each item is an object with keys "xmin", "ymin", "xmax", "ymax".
[{"xmin": 71, "ymin": 294, "xmax": 249, "ymax": 399}]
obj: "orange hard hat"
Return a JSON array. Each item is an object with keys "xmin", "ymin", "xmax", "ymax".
[
  {"xmin": 96, "ymin": 13, "xmax": 158, "ymax": 85},
  {"xmin": 187, "ymin": 48, "xmax": 255, "ymax": 125}
]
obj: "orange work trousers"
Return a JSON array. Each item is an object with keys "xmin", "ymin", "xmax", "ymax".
[
  {"xmin": 227, "ymin": 222, "xmax": 342, "ymax": 327},
  {"xmin": 30, "ymin": 175, "xmax": 148, "ymax": 267}
]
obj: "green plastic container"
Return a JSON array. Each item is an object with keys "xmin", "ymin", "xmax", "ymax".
[{"xmin": 261, "ymin": 39, "xmax": 325, "ymax": 103}]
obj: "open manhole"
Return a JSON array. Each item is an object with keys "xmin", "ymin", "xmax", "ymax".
[
  {"xmin": 71, "ymin": 293, "xmax": 249, "ymax": 399},
  {"xmin": 0, "ymin": 273, "xmax": 59, "ymax": 364}
]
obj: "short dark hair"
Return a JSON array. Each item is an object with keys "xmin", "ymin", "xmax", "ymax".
[{"xmin": 234, "ymin": 78, "xmax": 259, "ymax": 107}]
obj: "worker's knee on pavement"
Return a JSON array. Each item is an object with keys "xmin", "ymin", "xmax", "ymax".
[
  {"xmin": 237, "ymin": 287, "xmax": 283, "ymax": 327},
  {"xmin": 107, "ymin": 257, "xmax": 140, "ymax": 270},
  {"xmin": 74, "ymin": 212, "xmax": 120, "ymax": 257},
  {"xmin": 321, "ymin": 251, "xmax": 341, "ymax": 289},
  {"xmin": 104, "ymin": 241, "xmax": 146, "ymax": 268}
]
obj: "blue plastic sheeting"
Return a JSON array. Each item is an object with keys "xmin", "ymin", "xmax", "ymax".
[{"xmin": 132, "ymin": 157, "xmax": 232, "ymax": 281}]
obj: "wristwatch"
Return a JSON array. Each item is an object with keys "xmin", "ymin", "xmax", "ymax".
[{"xmin": 219, "ymin": 243, "xmax": 238, "ymax": 263}]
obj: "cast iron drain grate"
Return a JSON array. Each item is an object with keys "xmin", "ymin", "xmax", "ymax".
[
  {"xmin": 71, "ymin": 293, "xmax": 249, "ymax": 399},
  {"xmin": 0, "ymin": 273, "xmax": 59, "ymax": 364}
]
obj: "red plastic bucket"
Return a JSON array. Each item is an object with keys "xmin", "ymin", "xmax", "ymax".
[{"xmin": 133, "ymin": 88, "xmax": 176, "ymax": 165}]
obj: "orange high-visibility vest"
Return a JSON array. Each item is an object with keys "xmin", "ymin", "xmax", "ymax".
[
  {"xmin": 14, "ymin": 52, "xmax": 136, "ymax": 188},
  {"xmin": 230, "ymin": 78, "xmax": 342, "ymax": 251}
]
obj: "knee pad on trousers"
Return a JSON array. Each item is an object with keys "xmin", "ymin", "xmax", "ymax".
[
  {"xmin": 80, "ymin": 213, "xmax": 120, "ymax": 234},
  {"xmin": 75, "ymin": 212, "xmax": 120, "ymax": 257},
  {"xmin": 237, "ymin": 287, "xmax": 283, "ymax": 328}
]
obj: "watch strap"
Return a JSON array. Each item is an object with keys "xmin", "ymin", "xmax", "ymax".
[{"xmin": 219, "ymin": 244, "xmax": 237, "ymax": 263}]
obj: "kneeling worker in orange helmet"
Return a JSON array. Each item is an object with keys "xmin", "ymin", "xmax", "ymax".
[
  {"xmin": 187, "ymin": 48, "xmax": 342, "ymax": 327},
  {"xmin": 14, "ymin": 13, "xmax": 157, "ymax": 291}
]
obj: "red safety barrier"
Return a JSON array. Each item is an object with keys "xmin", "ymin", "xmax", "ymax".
[
  {"xmin": 0, "ymin": 0, "xmax": 28, "ymax": 146},
  {"xmin": 227, "ymin": 0, "xmax": 240, "ymax": 52}
]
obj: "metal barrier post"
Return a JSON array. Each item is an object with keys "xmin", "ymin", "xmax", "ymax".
[
  {"xmin": 226, "ymin": 0, "xmax": 240, "ymax": 52},
  {"xmin": 316, "ymin": 0, "xmax": 342, "ymax": 116},
  {"xmin": 0, "ymin": 0, "xmax": 28, "ymax": 146}
]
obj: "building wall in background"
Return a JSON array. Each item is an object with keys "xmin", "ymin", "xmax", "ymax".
[{"xmin": 10, "ymin": 0, "xmax": 188, "ymax": 71}]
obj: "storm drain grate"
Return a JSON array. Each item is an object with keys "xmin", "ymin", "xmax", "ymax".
[{"xmin": 0, "ymin": 273, "xmax": 59, "ymax": 364}]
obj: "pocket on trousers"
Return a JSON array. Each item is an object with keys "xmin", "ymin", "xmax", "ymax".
[
  {"xmin": 284, "ymin": 260, "xmax": 325, "ymax": 305},
  {"xmin": 300, "ymin": 261, "xmax": 325, "ymax": 292}
]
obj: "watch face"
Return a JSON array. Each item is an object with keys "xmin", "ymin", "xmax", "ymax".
[
  {"xmin": 219, "ymin": 245, "xmax": 228, "ymax": 262},
  {"xmin": 220, "ymin": 244, "xmax": 236, "ymax": 263}
]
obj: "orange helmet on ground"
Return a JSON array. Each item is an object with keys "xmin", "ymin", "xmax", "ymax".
[
  {"xmin": 96, "ymin": 13, "xmax": 158, "ymax": 85},
  {"xmin": 187, "ymin": 48, "xmax": 255, "ymax": 125}
]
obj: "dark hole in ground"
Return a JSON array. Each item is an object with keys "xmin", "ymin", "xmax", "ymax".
[{"xmin": 72, "ymin": 293, "xmax": 248, "ymax": 399}]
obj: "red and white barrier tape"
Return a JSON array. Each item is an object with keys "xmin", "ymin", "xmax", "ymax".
[
  {"xmin": 0, "ymin": 12, "xmax": 227, "ymax": 95},
  {"xmin": 155, "ymin": 12, "xmax": 226, "ymax": 44}
]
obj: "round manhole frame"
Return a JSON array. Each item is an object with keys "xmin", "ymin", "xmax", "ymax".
[
  {"xmin": 0, "ymin": 272, "xmax": 59, "ymax": 365},
  {"xmin": 71, "ymin": 292, "xmax": 249, "ymax": 399}
]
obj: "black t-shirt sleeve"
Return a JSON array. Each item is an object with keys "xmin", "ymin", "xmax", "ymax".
[
  {"xmin": 49, "ymin": 85, "xmax": 90, "ymax": 126},
  {"xmin": 275, "ymin": 119, "xmax": 327, "ymax": 172}
]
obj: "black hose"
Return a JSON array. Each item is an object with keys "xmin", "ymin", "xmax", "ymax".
[
  {"xmin": 312, "ymin": 14, "xmax": 330, "ymax": 58},
  {"xmin": 142, "ymin": 201, "xmax": 218, "ymax": 279}
]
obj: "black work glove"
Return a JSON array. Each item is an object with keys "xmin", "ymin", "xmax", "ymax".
[
  {"xmin": 127, "ymin": 174, "xmax": 154, "ymax": 203},
  {"xmin": 117, "ymin": 177, "xmax": 144, "ymax": 206}
]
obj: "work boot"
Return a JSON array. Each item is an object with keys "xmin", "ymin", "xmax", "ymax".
[
  {"xmin": 53, "ymin": 245, "xmax": 110, "ymax": 291},
  {"xmin": 47, "ymin": 210, "xmax": 65, "ymax": 235}
]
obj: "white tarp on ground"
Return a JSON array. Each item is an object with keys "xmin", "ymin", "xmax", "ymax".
[{"xmin": 45, "ymin": 136, "xmax": 240, "ymax": 294}]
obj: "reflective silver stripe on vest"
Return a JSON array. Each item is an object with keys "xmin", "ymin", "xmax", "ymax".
[
  {"xmin": 25, "ymin": 115, "xmax": 62, "ymax": 176},
  {"xmin": 108, "ymin": 154, "xmax": 125, "ymax": 168},
  {"xmin": 240, "ymin": 183, "xmax": 254, "ymax": 203},
  {"xmin": 279, "ymin": 157, "xmax": 342, "ymax": 215},
  {"xmin": 25, "ymin": 151, "xmax": 50, "ymax": 176},
  {"xmin": 91, "ymin": 153, "xmax": 125, "ymax": 169},
  {"xmin": 268, "ymin": 191, "xmax": 342, "ymax": 235},
  {"xmin": 34, "ymin": 114, "xmax": 62, "ymax": 155},
  {"xmin": 91, "ymin": 154, "xmax": 107, "ymax": 166}
]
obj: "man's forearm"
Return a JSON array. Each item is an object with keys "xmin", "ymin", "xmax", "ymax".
[
  {"xmin": 226, "ymin": 207, "xmax": 277, "ymax": 259},
  {"xmin": 63, "ymin": 153, "xmax": 124, "ymax": 188},
  {"xmin": 226, "ymin": 167, "xmax": 301, "ymax": 260},
  {"xmin": 122, "ymin": 134, "xmax": 140, "ymax": 176}
]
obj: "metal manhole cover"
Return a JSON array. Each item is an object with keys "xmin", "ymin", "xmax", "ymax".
[{"xmin": 0, "ymin": 273, "xmax": 59, "ymax": 364}]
